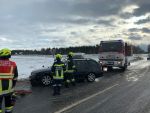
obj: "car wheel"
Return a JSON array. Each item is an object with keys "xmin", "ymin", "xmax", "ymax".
[
  {"xmin": 87, "ymin": 73, "xmax": 96, "ymax": 82},
  {"xmin": 41, "ymin": 75, "xmax": 52, "ymax": 86},
  {"xmin": 100, "ymin": 72, "xmax": 104, "ymax": 77},
  {"xmin": 108, "ymin": 66, "xmax": 113, "ymax": 71}
]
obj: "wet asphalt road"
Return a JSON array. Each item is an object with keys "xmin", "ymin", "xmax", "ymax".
[{"xmin": 14, "ymin": 58, "xmax": 150, "ymax": 113}]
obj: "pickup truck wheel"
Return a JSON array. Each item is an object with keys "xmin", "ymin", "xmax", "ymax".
[
  {"xmin": 121, "ymin": 65, "xmax": 127, "ymax": 72},
  {"xmin": 108, "ymin": 66, "xmax": 113, "ymax": 71},
  {"xmin": 87, "ymin": 73, "xmax": 96, "ymax": 82},
  {"xmin": 41, "ymin": 75, "xmax": 52, "ymax": 86}
]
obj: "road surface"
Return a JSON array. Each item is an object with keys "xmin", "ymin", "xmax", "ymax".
[{"xmin": 14, "ymin": 57, "xmax": 150, "ymax": 113}]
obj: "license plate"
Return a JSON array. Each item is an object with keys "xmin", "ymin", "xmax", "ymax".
[{"xmin": 107, "ymin": 61, "xmax": 114, "ymax": 65}]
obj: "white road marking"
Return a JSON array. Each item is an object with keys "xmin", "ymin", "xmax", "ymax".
[{"xmin": 54, "ymin": 84, "xmax": 119, "ymax": 113}]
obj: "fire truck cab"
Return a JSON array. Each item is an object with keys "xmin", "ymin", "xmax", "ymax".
[{"xmin": 99, "ymin": 40, "xmax": 132, "ymax": 71}]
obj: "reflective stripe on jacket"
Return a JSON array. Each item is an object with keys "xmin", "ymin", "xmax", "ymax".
[
  {"xmin": 65, "ymin": 58, "xmax": 75, "ymax": 73},
  {"xmin": 0, "ymin": 59, "xmax": 17, "ymax": 95},
  {"xmin": 53, "ymin": 64, "xmax": 64, "ymax": 79}
]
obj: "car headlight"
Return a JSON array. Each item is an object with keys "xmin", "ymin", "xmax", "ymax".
[
  {"xmin": 117, "ymin": 61, "xmax": 122, "ymax": 64},
  {"xmin": 103, "ymin": 67, "xmax": 108, "ymax": 72}
]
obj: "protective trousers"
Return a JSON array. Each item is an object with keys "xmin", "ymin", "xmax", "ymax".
[
  {"xmin": 0, "ymin": 95, "xmax": 13, "ymax": 113},
  {"xmin": 64, "ymin": 72, "xmax": 75, "ymax": 88},
  {"xmin": 53, "ymin": 79, "xmax": 63, "ymax": 96}
]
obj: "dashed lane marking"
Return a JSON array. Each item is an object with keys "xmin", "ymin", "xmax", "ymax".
[{"xmin": 54, "ymin": 84, "xmax": 119, "ymax": 113}]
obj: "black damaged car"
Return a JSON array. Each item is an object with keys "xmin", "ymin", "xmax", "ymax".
[{"xmin": 29, "ymin": 58, "xmax": 103, "ymax": 86}]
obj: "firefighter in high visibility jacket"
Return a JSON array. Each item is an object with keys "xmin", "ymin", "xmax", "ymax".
[
  {"xmin": 0, "ymin": 48, "xmax": 18, "ymax": 113},
  {"xmin": 64, "ymin": 52, "xmax": 76, "ymax": 88},
  {"xmin": 51, "ymin": 54, "xmax": 65, "ymax": 96}
]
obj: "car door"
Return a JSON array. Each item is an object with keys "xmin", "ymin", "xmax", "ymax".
[
  {"xmin": 74, "ymin": 60, "xmax": 88, "ymax": 80},
  {"xmin": 87, "ymin": 60, "xmax": 102, "ymax": 75}
]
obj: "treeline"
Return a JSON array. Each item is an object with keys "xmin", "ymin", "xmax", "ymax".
[
  {"xmin": 148, "ymin": 45, "xmax": 150, "ymax": 53},
  {"xmin": 12, "ymin": 45, "xmax": 145, "ymax": 55},
  {"xmin": 12, "ymin": 45, "xmax": 99, "ymax": 55}
]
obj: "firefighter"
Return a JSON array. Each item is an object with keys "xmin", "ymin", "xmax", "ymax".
[
  {"xmin": 0, "ymin": 48, "xmax": 18, "ymax": 113},
  {"xmin": 51, "ymin": 54, "xmax": 65, "ymax": 96},
  {"xmin": 64, "ymin": 52, "xmax": 76, "ymax": 88}
]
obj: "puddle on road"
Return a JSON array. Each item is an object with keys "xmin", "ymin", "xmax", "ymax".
[
  {"xmin": 126, "ymin": 72, "xmax": 139, "ymax": 82},
  {"xmin": 127, "ymin": 76, "xmax": 138, "ymax": 82},
  {"xmin": 126, "ymin": 65, "xmax": 150, "ymax": 82}
]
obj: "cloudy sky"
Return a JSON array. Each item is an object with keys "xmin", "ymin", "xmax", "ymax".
[{"xmin": 0, "ymin": 0, "xmax": 149, "ymax": 50}]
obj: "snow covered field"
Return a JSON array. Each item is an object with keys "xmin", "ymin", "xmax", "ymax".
[
  {"xmin": 11, "ymin": 54, "xmax": 142, "ymax": 79},
  {"xmin": 11, "ymin": 55, "xmax": 54, "ymax": 79}
]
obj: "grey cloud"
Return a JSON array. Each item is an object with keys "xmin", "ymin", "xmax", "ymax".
[
  {"xmin": 0, "ymin": 0, "xmax": 149, "ymax": 24},
  {"xmin": 128, "ymin": 28, "xmax": 150, "ymax": 33},
  {"xmin": 0, "ymin": 0, "xmax": 72, "ymax": 24},
  {"xmin": 89, "ymin": 29, "xmax": 95, "ymax": 33},
  {"xmin": 118, "ymin": 0, "xmax": 150, "ymax": 18},
  {"xmin": 60, "ymin": 18, "xmax": 92, "ymax": 24},
  {"xmin": 70, "ymin": 31, "xmax": 78, "ymax": 35},
  {"xmin": 49, "ymin": 38, "xmax": 72, "ymax": 48},
  {"xmin": 0, "ymin": 0, "xmax": 138, "ymax": 26},
  {"xmin": 0, "ymin": 0, "xmax": 149, "ymax": 49},
  {"xmin": 133, "ymin": 3, "xmax": 150, "ymax": 16},
  {"xmin": 119, "ymin": 12, "xmax": 134, "ymax": 19},
  {"xmin": 58, "ymin": 17, "xmax": 115, "ymax": 26},
  {"xmin": 128, "ymin": 28, "xmax": 140, "ymax": 32},
  {"xmin": 42, "ymin": 29, "xmax": 59, "ymax": 33},
  {"xmin": 70, "ymin": 0, "xmax": 127, "ymax": 17},
  {"xmin": 128, "ymin": 34, "xmax": 143, "ymax": 40},
  {"xmin": 124, "ymin": 0, "xmax": 150, "ymax": 16},
  {"xmin": 142, "ymin": 28, "xmax": 150, "ymax": 33},
  {"xmin": 96, "ymin": 19, "xmax": 115, "ymax": 26},
  {"xmin": 0, "ymin": 0, "xmax": 128, "ymax": 23},
  {"xmin": 135, "ymin": 16, "xmax": 150, "ymax": 24}
]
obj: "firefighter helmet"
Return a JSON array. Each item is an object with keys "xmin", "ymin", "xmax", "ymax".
[
  {"xmin": 68, "ymin": 52, "xmax": 74, "ymax": 57},
  {"xmin": 55, "ymin": 54, "xmax": 62, "ymax": 59},
  {"xmin": 0, "ymin": 48, "xmax": 11, "ymax": 57}
]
